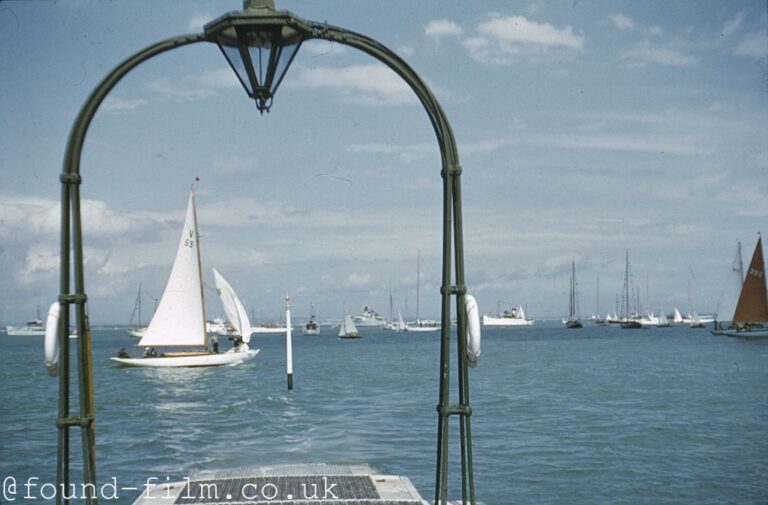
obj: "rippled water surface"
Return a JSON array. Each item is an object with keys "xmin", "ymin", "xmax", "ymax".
[{"xmin": 1, "ymin": 324, "xmax": 766, "ymax": 504}]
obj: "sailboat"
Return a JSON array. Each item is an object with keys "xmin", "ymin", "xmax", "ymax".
[
  {"xmin": 714, "ymin": 241, "xmax": 744, "ymax": 331},
  {"xmin": 718, "ymin": 235, "xmax": 768, "ymax": 339},
  {"xmin": 338, "ymin": 309, "xmax": 360, "ymax": 339},
  {"xmin": 127, "ymin": 285, "xmax": 148, "ymax": 338},
  {"xmin": 591, "ymin": 273, "xmax": 606, "ymax": 325},
  {"xmin": 111, "ymin": 189, "xmax": 259, "ymax": 367},
  {"xmin": 406, "ymin": 250, "xmax": 440, "ymax": 332},
  {"xmin": 620, "ymin": 250, "xmax": 642, "ymax": 329},
  {"xmin": 303, "ymin": 304, "xmax": 320, "ymax": 335},
  {"xmin": 564, "ymin": 258, "xmax": 582, "ymax": 328}
]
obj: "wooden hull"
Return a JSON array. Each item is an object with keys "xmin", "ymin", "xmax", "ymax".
[
  {"xmin": 720, "ymin": 328, "xmax": 768, "ymax": 339},
  {"xmin": 111, "ymin": 349, "xmax": 259, "ymax": 367}
]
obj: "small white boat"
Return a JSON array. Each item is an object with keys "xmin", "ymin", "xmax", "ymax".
[
  {"xmin": 251, "ymin": 324, "xmax": 289, "ymax": 334},
  {"xmin": 338, "ymin": 310, "xmax": 360, "ymax": 339},
  {"xmin": 386, "ymin": 310, "xmax": 407, "ymax": 331},
  {"xmin": 405, "ymin": 319, "xmax": 441, "ymax": 332},
  {"xmin": 111, "ymin": 189, "xmax": 258, "ymax": 368}
]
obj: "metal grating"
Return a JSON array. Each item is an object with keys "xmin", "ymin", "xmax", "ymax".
[{"xmin": 173, "ymin": 475, "xmax": 423, "ymax": 504}]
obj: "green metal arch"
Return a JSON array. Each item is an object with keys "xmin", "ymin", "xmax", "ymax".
[{"xmin": 58, "ymin": 14, "xmax": 474, "ymax": 505}]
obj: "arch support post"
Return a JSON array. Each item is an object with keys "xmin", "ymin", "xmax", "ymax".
[
  {"xmin": 57, "ymin": 10, "xmax": 475, "ymax": 504},
  {"xmin": 57, "ymin": 34, "xmax": 207, "ymax": 505}
]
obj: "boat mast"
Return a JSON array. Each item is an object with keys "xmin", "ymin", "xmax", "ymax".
[
  {"xmin": 596, "ymin": 273, "xmax": 600, "ymax": 317},
  {"xmin": 623, "ymin": 250, "xmax": 630, "ymax": 319},
  {"xmin": 191, "ymin": 187, "xmax": 209, "ymax": 349},
  {"xmin": 416, "ymin": 249, "xmax": 421, "ymax": 323},
  {"xmin": 389, "ymin": 276, "xmax": 393, "ymax": 325},
  {"xmin": 137, "ymin": 284, "xmax": 142, "ymax": 326}
]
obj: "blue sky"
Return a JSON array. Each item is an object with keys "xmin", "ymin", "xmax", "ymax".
[{"xmin": 1, "ymin": 0, "xmax": 766, "ymax": 325}]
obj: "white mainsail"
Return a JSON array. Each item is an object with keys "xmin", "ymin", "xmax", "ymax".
[
  {"xmin": 339, "ymin": 312, "xmax": 359, "ymax": 337},
  {"xmin": 139, "ymin": 190, "xmax": 207, "ymax": 348},
  {"xmin": 716, "ymin": 242, "xmax": 744, "ymax": 324},
  {"xmin": 212, "ymin": 268, "xmax": 252, "ymax": 343}
]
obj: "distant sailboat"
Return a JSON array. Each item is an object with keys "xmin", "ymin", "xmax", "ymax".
[
  {"xmin": 111, "ymin": 189, "xmax": 259, "ymax": 367},
  {"xmin": 564, "ymin": 258, "xmax": 582, "ymax": 329},
  {"xmin": 592, "ymin": 273, "xmax": 606, "ymax": 325},
  {"xmin": 714, "ymin": 241, "xmax": 744, "ymax": 331},
  {"xmin": 338, "ymin": 309, "xmax": 360, "ymax": 339},
  {"xmin": 127, "ymin": 285, "xmax": 148, "ymax": 338},
  {"xmin": 406, "ymin": 250, "xmax": 440, "ymax": 332},
  {"xmin": 621, "ymin": 250, "xmax": 642, "ymax": 329},
  {"xmin": 719, "ymin": 236, "xmax": 768, "ymax": 339}
]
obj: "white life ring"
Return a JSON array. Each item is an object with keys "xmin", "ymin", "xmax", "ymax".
[
  {"xmin": 465, "ymin": 294, "xmax": 481, "ymax": 368},
  {"xmin": 44, "ymin": 302, "xmax": 61, "ymax": 376}
]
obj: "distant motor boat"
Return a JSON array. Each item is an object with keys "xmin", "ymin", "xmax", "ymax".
[
  {"xmin": 482, "ymin": 306, "xmax": 534, "ymax": 326},
  {"xmin": 6, "ymin": 317, "xmax": 46, "ymax": 336},
  {"xmin": 353, "ymin": 305, "xmax": 385, "ymax": 327},
  {"xmin": 303, "ymin": 304, "xmax": 320, "ymax": 335}
]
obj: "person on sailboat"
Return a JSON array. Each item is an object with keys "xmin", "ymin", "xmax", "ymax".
[
  {"xmin": 117, "ymin": 348, "xmax": 129, "ymax": 359},
  {"xmin": 211, "ymin": 334, "xmax": 219, "ymax": 353},
  {"xmin": 230, "ymin": 335, "xmax": 244, "ymax": 350},
  {"xmin": 143, "ymin": 347, "xmax": 157, "ymax": 358}
]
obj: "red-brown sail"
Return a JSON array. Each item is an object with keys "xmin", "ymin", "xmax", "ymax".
[{"xmin": 732, "ymin": 236, "xmax": 768, "ymax": 323}]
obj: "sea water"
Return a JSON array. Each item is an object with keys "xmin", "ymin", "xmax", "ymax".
[{"xmin": 1, "ymin": 323, "xmax": 766, "ymax": 504}]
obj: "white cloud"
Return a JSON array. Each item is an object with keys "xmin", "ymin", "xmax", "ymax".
[
  {"xmin": 187, "ymin": 13, "xmax": 212, "ymax": 32},
  {"xmin": 622, "ymin": 41, "xmax": 698, "ymax": 67},
  {"xmin": 609, "ymin": 14, "xmax": 634, "ymax": 31},
  {"xmin": 464, "ymin": 15, "xmax": 584, "ymax": 65},
  {"xmin": 733, "ymin": 31, "xmax": 767, "ymax": 58},
  {"xmin": 720, "ymin": 11, "xmax": 744, "ymax": 39},
  {"xmin": 344, "ymin": 272, "xmax": 373, "ymax": 288},
  {"xmin": 102, "ymin": 96, "xmax": 148, "ymax": 113},
  {"xmin": 526, "ymin": 132, "xmax": 714, "ymax": 156},
  {"xmin": 424, "ymin": 19, "xmax": 463, "ymax": 41},
  {"xmin": 301, "ymin": 40, "xmax": 347, "ymax": 57},
  {"xmin": 147, "ymin": 67, "xmax": 239, "ymax": 102},
  {"xmin": 289, "ymin": 64, "xmax": 415, "ymax": 106}
]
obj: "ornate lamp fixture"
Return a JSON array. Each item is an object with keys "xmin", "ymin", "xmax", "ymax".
[{"xmin": 205, "ymin": 0, "xmax": 303, "ymax": 112}]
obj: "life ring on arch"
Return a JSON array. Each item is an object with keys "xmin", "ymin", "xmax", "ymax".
[
  {"xmin": 465, "ymin": 294, "xmax": 481, "ymax": 368},
  {"xmin": 44, "ymin": 301, "xmax": 61, "ymax": 376}
]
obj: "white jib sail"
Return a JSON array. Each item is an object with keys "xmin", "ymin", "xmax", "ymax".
[
  {"xmin": 139, "ymin": 191, "xmax": 207, "ymax": 347},
  {"xmin": 339, "ymin": 312, "xmax": 357, "ymax": 337},
  {"xmin": 716, "ymin": 243, "xmax": 744, "ymax": 324},
  {"xmin": 212, "ymin": 268, "xmax": 252, "ymax": 343}
]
